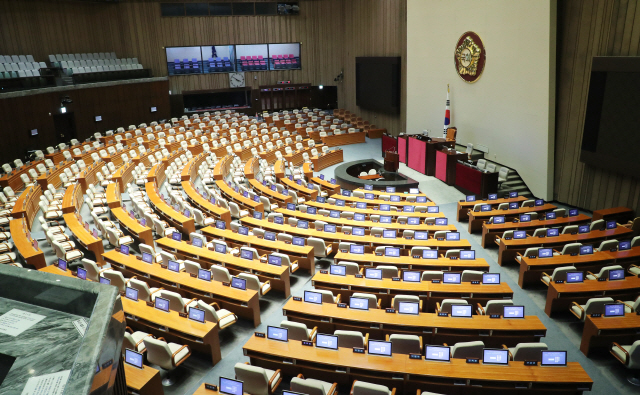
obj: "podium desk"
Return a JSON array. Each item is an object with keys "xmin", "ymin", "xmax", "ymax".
[
  {"xmin": 311, "ymin": 272, "xmax": 513, "ymax": 312},
  {"xmin": 124, "ymin": 363, "xmax": 164, "ymax": 395},
  {"xmin": 456, "ymin": 196, "xmax": 527, "ymax": 222},
  {"xmin": 455, "ymin": 163, "xmax": 499, "ymax": 198},
  {"xmin": 333, "ymin": 252, "xmax": 490, "ymax": 272},
  {"xmin": 381, "ymin": 134, "xmax": 398, "ymax": 157},
  {"xmin": 156, "ymin": 237, "xmax": 291, "ymax": 297},
  {"xmin": 103, "ymin": 250, "xmax": 262, "ymax": 326},
  {"xmin": 242, "ymin": 336, "xmax": 592, "ymax": 395},
  {"xmin": 398, "ymin": 135, "xmax": 407, "ymax": 164},
  {"xmin": 282, "ymin": 298, "xmax": 546, "ymax": 347},
  {"xmin": 122, "ymin": 297, "xmax": 221, "ymax": 365},
  {"xmin": 435, "ymin": 149, "xmax": 467, "ymax": 185},
  {"xmin": 468, "ymin": 203, "xmax": 557, "ymax": 233},
  {"xmin": 497, "ymin": 227, "xmax": 633, "ymax": 265},
  {"xmin": 481, "ymin": 214, "xmax": 591, "ymax": 248},
  {"xmin": 545, "ymin": 276, "xmax": 640, "ymax": 316},
  {"xmin": 518, "ymin": 247, "xmax": 640, "ymax": 288},
  {"xmin": 384, "ymin": 150, "xmax": 399, "ymax": 172},
  {"xmin": 581, "ymin": 313, "xmax": 640, "ymax": 356}
]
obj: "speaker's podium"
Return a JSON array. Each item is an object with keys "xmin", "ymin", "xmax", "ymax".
[
  {"xmin": 384, "ymin": 149, "xmax": 399, "ymax": 172},
  {"xmin": 0, "ymin": 265, "xmax": 125, "ymax": 395}
]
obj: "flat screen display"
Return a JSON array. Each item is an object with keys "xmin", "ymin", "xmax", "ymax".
[
  {"xmin": 99, "ymin": 277, "xmax": 111, "ymax": 285},
  {"xmin": 368, "ymin": 340, "xmax": 392, "ymax": 356},
  {"xmin": 155, "ymin": 297, "xmax": 170, "ymax": 312},
  {"xmin": 404, "ymin": 206, "xmax": 415, "ymax": 212},
  {"xmin": 514, "ymin": 231, "xmax": 527, "ymax": 239},
  {"xmin": 240, "ymin": 249, "xmax": 254, "ymax": 260},
  {"xmin": 329, "ymin": 210, "xmax": 340, "ymax": 218},
  {"xmin": 192, "ymin": 237, "xmax": 203, "ymax": 248},
  {"xmin": 619, "ymin": 240, "xmax": 631, "ymax": 250},
  {"xmin": 349, "ymin": 297, "xmax": 369, "ymax": 310},
  {"xmin": 125, "ymin": 287, "xmax": 138, "ymax": 301},
  {"xmin": 538, "ymin": 248, "xmax": 553, "ymax": 258},
  {"xmin": 423, "ymin": 250, "xmax": 438, "ymax": 259},
  {"xmin": 451, "ymin": 305, "xmax": 472, "ymax": 317},
  {"xmin": 443, "ymin": 272, "xmax": 461, "ymax": 284},
  {"xmin": 604, "ymin": 303, "xmax": 625, "ymax": 317},
  {"xmin": 509, "ymin": 191, "xmax": 518, "ymax": 198},
  {"xmin": 390, "ymin": 196, "xmax": 400, "ymax": 202},
  {"xmin": 566, "ymin": 272, "xmax": 584, "ymax": 283},
  {"xmin": 198, "ymin": 269, "xmax": 211, "ymax": 281},
  {"xmin": 297, "ymin": 220, "xmax": 308, "ymax": 229},
  {"xmin": 220, "ymin": 377, "xmax": 243, "ymax": 395},
  {"xmin": 459, "ymin": 250, "xmax": 475, "ymax": 260},
  {"xmin": 304, "ymin": 290, "xmax": 322, "ymax": 304},
  {"xmin": 427, "ymin": 206, "xmax": 439, "ymax": 213},
  {"xmin": 415, "ymin": 231, "xmax": 428, "ymax": 240},
  {"xmin": 317, "ymin": 197, "xmax": 326, "ymax": 203},
  {"xmin": 356, "ymin": 202, "xmax": 367, "ymax": 209},
  {"xmin": 520, "ymin": 214, "xmax": 531, "ymax": 222},
  {"xmin": 76, "ymin": 267, "xmax": 87, "ymax": 280},
  {"xmin": 231, "ymin": 277, "xmax": 246, "ymax": 290},
  {"xmin": 385, "ymin": 247, "xmax": 400, "ymax": 257},
  {"xmin": 125, "ymin": 349, "xmax": 144, "ymax": 369},
  {"xmin": 171, "ymin": 232, "xmax": 181, "ymax": 241},
  {"xmin": 547, "ymin": 228, "xmax": 559, "ymax": 237},
  {"xmin": 168, "ymin": 260, "xmax": 180, "ymax": 272},
  {"xmin": 336, "ymin": 199, "xmax": 345, "ymax": 207},
  {"xmin": 329, "ymin": 264, "xmax": 346, "ymax": 276},
  {"xmin": 365, "ymin": 184, "xmax": 373, "ymax": 190},
  {"xmin": 503, "ymin": 305, "xmax": 524, "ymax": 318},
  {"xmin": 509, "ymin": 202, "xmax": 519, "ymax": 209},
  {"xmin": 267, "ymin": 326, "xmax": 288, "ymax": 342},
  {"xmin": 350, "ymin": 244, "xmax": 364, "ymax": 254},
  {"xmin": 606, "ymin": 220, "xmax": 617, "ymax": 229},
  {"xmin": 365, "ymin": 193, "xmax": 374, "ymax": 200},
  {"xmin": 287, "ymin": 203, "xmax": 296, "ymax": 210},
  {"xmin": 408, "ymin": 217, "xmax": 420, "ymax": 225},
  {"xmin": 253, "ymin": 211, "xmax": 263, "ymax": 219},
  {"xmin": 535, "ymin": 199, "xmax": 544, "ymax": 206},
  {"xmin": 380, "ymin": 204, "xmax": 390, "ymax": 211},
  {"xmin": 481, "ymin": 204, "xmax": 492, "ymax": 212},
  {"xmin": 398, "ymin": 301, "xmax": 420, "ymax": 315},
  {"xmin": 609, "ymin": 268, "xmax": 625, "ymax": 280},
  {"xmin": 540, "ymin": 351, "xmax": 567, "ymax": 366},
  {"xmin": 265, "ymin": 232, "xmax": 276, "ymax": 241},
  {"xmin": 417, "ymin": 196, "xmax": 428, "ymax": 203},
  {"xmin": 380, "ymin": 216, "xmax": 392, "ymax": 224},
  {"xmin": 482, "ymin": 273, "xmax": 500, "ymax": 284},
  {"xmin": 216, "ymin": 220, "xmax": 226, "ymax": 230},
  {"xmin": 493, "ymin": 216, "xmax": 505, "ymax": 224},
  {"xmin": 57, "ymin": 259, "xmax": 67, "ymax": 271},
  {"xmin": 307, "ymin": 207, "xmax": 317, "ymax": 215},
  {"xmin": 274, "ymin": 216, "xmax": 284, "ymax": 224},
  {"xmin": 483, "ymin": 349, "xmax": 509, "ymax": 365},
  {"xmin": 365, "ymin": 268, "xmax": 382, "ymax": 279},
  {"xmin": 324, "ymin": 224, "xmax": 336, "ymax": 233},
  {"xmin": 445, "ymin": 232, "xmax": 460, "ymax": 240},
  {"xmin": 579, "ymin": 225, "xmax": 590, "ymax": 234},
  {"xmin": 215, "ymin": 243, "xmax": 227, "ymax": 254},
  {"xmin": 386, "ymin": 186, "xmax": 396, "ymax": 193},
  {"xmin": 425, "ymin": 346, "xmax": 450, "ymax": 362},
  {"xmin": 403, "ymin": 271, "xmax": 421, "ymax": 282},
  {"xmin": 383, "ymin": 230, "xmax": 396, "ymax": 239},
  {"xmin": 316, "ymin": 334, "xmax": 338, "ymax": 350},
  {"xmin": 120, "ymin": 245, "xmax": 129, "ymax": 255},
  {"xmin": 238, "ymin": 226, "xmax": 249, "ymax": 236},
  {"xmin": 546, "ymin": 212, "xmax": 557, "ymax": 220},
  {"xmin": 488, "ymin": 193, "xmax": 497, "ymax": 200},
  {"xmin": 580, "ymin": 245, "xmax": 594, "ymax": 255},
  {"xmin": 353, "ymin": 227, "xmax": 365, "ymax": 236},
  {"xmin": 188, "ymin": 307, "xmax": 205, "ymax": 323},
  {"xmin": 354, "ymin": 213, "xmax": 365, "ymax": 221},
  {"xmin": 466, "ymin": 195, "xmax": 476, "ymax": 202},
  {"xmin": 267, "ymin": 255, "xmax": 282, "ymax": 266},
  {"xmin": 410, "ymin": 188, "xmax": 420, "ymax": 194}
]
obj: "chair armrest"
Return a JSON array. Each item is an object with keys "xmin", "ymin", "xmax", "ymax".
[
  {"xmin": 587, "ymin": 271, "xmax": 597, "ymax": 278},
  {"xmin": 376, "ymin": 299, "xmax": 382, "ymax": 309},
  {"xmin": 135, "ymin": 334, "xmax": 154, "ymax": 348},
  {"xmin": 435, "ymin": 302, "xmax": 441, "ymax": 314},
  {"xmin": 350, "ymin": 380, "xmax": 357, "ymax": 395},
  {"xmin": 502, "ymin": 344, "xmax": 513, "ymax": 359},
  {"xmin": 268, "ymin": 369, "xmax": 282, "ymax": 394},
  {"xmin": 516, "ymin": 252, "xmax": 523, "ymax": 257},
  {"xmin": 390, "ymin": 388, "xmax": 396, "ymax": 395},
  {"xmin": 610, "ymin": 342, "xmax": 629, "ymax": 365},
  {"xmin": 385, "ymin": 334, "xmax": 389, "ymax": 341},
  {"xmin": 125, "ymin": 326, "xmax": 133, "ymax": 334},
  {"xmin": 171, "ymin": 345, "xmax": 191, "ymax": 367},
  {"xmin": 327, "ymin": 383, "xmax": 338, "ymax": 395},
  {"xmin": 494, "ymin": 238, "xmax": 501, "ymax": 246},
  {"xmin": 629, "ymin": 264, "xmax": 640, "ymax": 276},
  {"xmin": 309, "ymin": 326, "xmax": 317, "ymax": 340},
  {"xmin": 540, "ymin": 272, "xmax": 551, "ymax": 286},
  {"xmin": 217, "ymin": 311, "xmax": 236, "ymax": 322},
  {"xmin": 210, "ymin": 302, "xmax": 221, "ymax": 310},
  {"xmin": 616, "ymin": 300, "xmax": 634, "ymax": 311},
  {"xmin": 570, "ymin": 302, "xmax": 584, "ymax": 319},
  {"xmin": 364, "ymin": 333, "xmax": 369, "ymax": 349},
  {"xmin": 335, "ymin": 294, "xmax": 341, "ymax": 304},
  {"xmin": 477, "ymin": 303, "xmax": 485, "ymax": 315},
  {"xmin": 185, "ymin": 298, "xmax": 198, "ymax": 308},
  {"xmin": 296, "ymin": 373, "xmax": 305, "ymax": 379}
]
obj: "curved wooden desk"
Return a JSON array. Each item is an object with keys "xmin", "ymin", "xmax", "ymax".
[
  {"xmin": 305, "ymin": 200, "xmax": 445, "ymax": 218},
  {"xmin": 481, "ymin": 213, "xmax": 591, "ymax": 248},
  {"xmin": 333, "ymin": 252, "xmax": 490, "ymax": 272},
  {"xmin": 103, "ymin": 250, "xmax": 261, "ymax": 326},
  {"xmin": 353, "ymin": 187, "xmax": 431, "ymax": 201},
  {"xmin": 329, "ymin": 193, "xmax": 435, "ymax": 207},
  {"xmin": 468, "ymin": 203, "xmax": 557, "ymax": 233},
  {"xmin": 279, "ymin": 178, "xmax": 318, "ymax": 200},
  {"xmin": 0, "ymin": 161, "xmax": 41, "ymax": 190},
  {"xmin": 36, "ymin": 160, "xmax": 74, "ymax": 189},
  {"xmin": 248, "ymin": 179, "xmax": 293, "ymax": 205},
  {"xmin": 10, "ymin": 184, "xmax": 42, "ymax": 229},
  {"xmin": 62, "ymin": 183, "xmax": 84, "ymax": 213},
  {"xmin": 322, "ymin": 133, "xmax": 366, "ymax": 147},
  {"xmin": 200, "ymin": 226, "xmax": 315, "ymax": 274},
  {"xmin": 282, "ymin": 298, "xmax": 546, "ymax": 347},
  {"xmin": 242, "ymin": 336, "xmax": 592, "ymax": 395},
  {"xmin": 216, "ymin": 180, "xmax": 263, "ymax": 213},
  {"xmin": 311, "ymin": 272, "xmax": 513, "ymax": 312},
  {"xmin": 10, "ymin": 217, "xmax": 45, "ymax": 268},
  {"xmin": 497, "ymin": 227, "xmax": 633, "ymax": 265},
  {"xmin": 105, "ymin": 182, "xmax": 121, "ymax": 209},
  {"xmin": 581, "ymin": 313, "xmax": 640, "ymax": 356},
  {"xmin": 240, "ymin": 216, "xmax": 471, "ymax": 252},
  {"xmin": 63, "ymin": 212, "xmax": 105, "ymax": 265},
  {"xmin": 244, "ymin": 157, "xmax": 259, "ymax": 179},
  {"xmin": 111, "ymin": 207, "xmax": 154, "ymax": 247},
  {"xmin": 456, "ymin": 196, "xmax": 527, "ymax": 221},
  {"xmin": 311, "ymin": 149, "xmax": 344, "ymax": 170},
  {"xmin": 156, "ymin": 237, "xmax": 291, "ymax": 297},
  {"xmin": 309, "ymin": 176, "xmax": 340, "ymax": 194},
  {"xmin": 145, "ymin": 182, "xmax": 195, "ymax": 236},
  {"xmin": 181, "ymin": 181, "xmax": 231, "ymax": 227},
  {"xmin": 77, "ymin": 161, "xmax": 103, "ymax": 192}
]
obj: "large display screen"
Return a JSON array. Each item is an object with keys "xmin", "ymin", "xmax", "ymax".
[{"xmin": 166, "ymin": 43, "xmax": 301, "ymax": 76}]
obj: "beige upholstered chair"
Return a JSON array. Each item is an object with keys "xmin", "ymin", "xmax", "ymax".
[{"xmin": 234, "ymin": 362, "xmax": 282, "ymax": 395}]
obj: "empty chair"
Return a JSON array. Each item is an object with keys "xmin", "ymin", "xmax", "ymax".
[
  {"xmin": 461, "ymin": 270, "xmax": 484, "ymax": 282},
  {"xmin": 421, "ymin": 270, "xmax": 444, "ymax": 281},
  {"xmin": 586, "ymin": 265, "xmax": 624, "ymax": 280},
  {"xmin": 570, "ymin": 297, "xmax": 615, "ymax": 322},
  {"xmin": 375, "ymin": 265, "xmax": 399, "ymax": 278},
  {"xmin": 157, "ymin": 290, "xmax": 197, "ymax": 313},
  {"xmin": 290, "ymin": 374, "xmax": 337, "ymax": 395},
  {"xmin": 122, "ymin": 327, "xmax": 153, "ymax": 354},
  {"xmin": 387, "ymin": 334, "xmax": 422, "ymax": 355},
  {"xmin": 280, "ymin": 320, "xmax": 317, "ymax": 341},
  {"xmin": 610, "ymin": 340, "xmax": 640, "ymax": 385},
  {"xmin": 450, "ymin": 340, "xmax": 485, "ymax": 359},
  {"xmin": 351, "ymin": 292, "xmax": 380, "ymax": 309},
  {"xmin": 477, "ymin": 299, "xmax": 513, "ymax": 315},
  {"xmin": 540, "ymin": 265, "xmax": 578, "ymax": 286},
  {"xmin": 238, "ymin": 272, "xmax": 271, "ymax": 296},
  {"xmin": 195, "ymin": 300, "xmax": 238, "ymax": 329},
  {"xmin": 334, "ymin": 330, "xmax": 368, "ymax": 349},
  {"xmin": 506, "ymin": 342, "xmax": 548, "ymax": 361},
  {"xmin": 143, "ymin": 337, "xmax": 191, "ymax": 386},
  {"xmin": 351, "ymin": 381, "xmax": 396, "ymax": 395},
  {"xmin": 436, "ymin": 299, "xmax": 468, "ymax": 314},
  {"xmin": 234, "ymin": 362, "xmax": 282, "ymax": 395}
]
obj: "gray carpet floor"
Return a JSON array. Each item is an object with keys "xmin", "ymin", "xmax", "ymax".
[{"xmin": 23, "ymin": 137, "xmax": 636, "ymax": 395}]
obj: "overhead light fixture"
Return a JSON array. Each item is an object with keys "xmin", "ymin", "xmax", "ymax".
[
  {"xmin": 319, "ymin": 85, "xmax": 324, "ymax": 90},
  {"xmin": 60, "ymin": 106, "xmax": 66, "ymax": 114}
]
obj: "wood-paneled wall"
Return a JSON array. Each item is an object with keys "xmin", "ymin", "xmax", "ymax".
[
  {"xmin": 555, "ymin": 0, "xmax": 640, "ymax": 214},
  {"xmin": 0, "ymin": 80, "xmax": 170, "ymax": 164},
  {"xmin": 0, "ymin": 0, "xmax": 406, "ymax": 137}
]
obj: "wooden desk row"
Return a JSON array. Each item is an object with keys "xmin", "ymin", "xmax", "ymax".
[
  {"xmin": 279, "ymin": 177, "xmax": 318, "ymax": 200},
  {"xmin": 282, "ymin": 298, "xmax": 546, "ymax": 348},
  {"xmin": 62, "ymin": 182, "xmax": 84, "ymax": 213},
  {"xmin": 581, "ymin": 313, "xmax": 640, "ymax": 356},
  {"xmin": 103, "ymin": 250, "xmax": 262, "ymax": 326},
  {"xmin": 216, "ymin": 180, "xmax": 264, "ymax": 213},
  {"xmin": 311, "ymin": 272, "xmax": 513, "ymax": 312},
  {"xmin": 275, "ymin": 208, "xmax": 451, "ymax": 231},
  {"xmin": 0, "ymin": 161, "xmax": 41, "ymax": 190},
  {"xmin": 243, "ymin": 336, "xmax": 592, "ymax": 395},
  {"xmin": 519, "ymin": 246, "xmax": 640, "ymax": 288},
  {"xmin": 156, "ymin": 237, "xmax": 292, "ymax": 297},
  {"xmin": 545, "ymin": 276, "xmax": 640, "ymax": 316},
  {"xmin": 10, "ymin": 217, "xmax": 45, "ymax": 268},
  {"xmin": 353, "ymin": 187, "xmax": 431, "ymax": 200},
  {"xmin": 111, "ymin": 207, "xmax": 154, "ymax": 247},
  {"xmin": 334, "ymin": 252, "xmax": 490, "ymax": 272},
  {"xmin": 305, "ymin": 200, "xmax": 445, "ymax": 218},
  {"xmin": 481, "ymin": 214, "xmax": 592, "ymax": 248},
  {"xmin": 10, "ymin": 184, "xmax": 42, "ymax": 229},
  {"xmin": 182, "ymin": 181, "xmax": 232, "ymax": 227},
  {"xmin": 497, "ymin": 227, "xmax": 633, "ymax": 265},
  {"xmin": 456, "ymin": 196, "xmax": 527, "ymax": 222},
  {"xmin": 36, "ymin": 159, "xmax": 75, "ymax": 190},
  {"xmin": 320, "ymin": 131, "xmax": 366, "ymax": 147},
  {"xmin": 468, "ymin": 203, "xmax": 557, "ymax": 233},
  {"xmin": 248, "ymin": 179, "xmax": 293, "ymax": 205},
  {"xmin": 145, "ymin": 181, "xmax": 195, "ymax": 237},
  {"xmin": 329, "ymin": 193, "xmax": 436, "ymax": 207},
  {"xmin": 63, "ymin": 212, "xmax": 105, "ymax": 265},
  {"xmin": 200, "ymin": 226, "xmax": 315, "ymax": 274},
  {"xmin": 239, "ymin": 216, "xmax": 472, "ymax": 251}
]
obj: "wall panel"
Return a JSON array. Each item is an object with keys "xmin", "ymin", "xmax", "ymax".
[{"xmin": 555, "ymin": 0, "xmax": 640, "ymax": 214}]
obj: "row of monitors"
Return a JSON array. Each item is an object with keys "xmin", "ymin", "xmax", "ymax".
[
  {"xmin": 165, "ymin": 43, "xmax": 301, "ymax": 75},
  {"xmin": 506, "ymin": 221, "xmax": 617, "ymax": 239},
  {"xmin": 521, "ymin": 241, "xmax": 632, "ymax": 259},
  {"xmin": 465, "ymin": 192, "xmax": 519, "ymax": 201},
  {"xmin": 255, "ymin": 329, "xmax": 569, "ymax": 366},
  {"xmin": 325, "ymin": 265, "xmax": 499, "ymax": 284},
  {"xmin": 362, "ymin": 185, "xmax": 422, "ymax": 194}
]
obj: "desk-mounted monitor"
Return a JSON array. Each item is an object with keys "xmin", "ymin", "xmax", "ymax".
[{"xmin": 304, "ymin": 290, "xmax": 322, "ymax": 304}]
